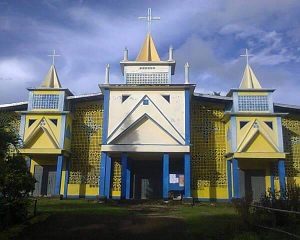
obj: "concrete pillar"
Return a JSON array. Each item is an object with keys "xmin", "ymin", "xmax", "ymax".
[
  {"xmin": 163, "ymin": 153, "xmax": 169, "ymax": 200},
  {"xmin": 232, "ymin": 158, "xmax": 240, "ymax": 198},
  {"xmin": 121, "ymin": 153, "xmax": 131, "ymax": 199},
  {"xmin": 227, "ymin": 160, "xmax": 232, "ymax": 200},
  {"xmin": 104, "ymin": 155, "xmax": 112, "ymax": 198},
  {"xmin": 99, "ymin": 152, "xmax": 107, "ymax": 197},
  {"xmin": 278, "ymin": 159, "xmax": 286, "ymax": 198},
  {"xmin": 184, "ymin": 153, "xmax": 191, "ymax": 198},
  {"xmin": 55, "ymin": 155, "xmax": 63, "ymax": 196},
  {"xmin": 63, "ymin": 158, "xmax": 70, "ymax": 198}
]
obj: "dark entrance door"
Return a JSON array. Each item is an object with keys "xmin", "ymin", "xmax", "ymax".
[
  {"xmin": 132, "ymin": 160, "xmax": 162, "ymax": 199},
  {"xmin": 33, "ymin": 165, "xmax": 56, "ymax": 196},
  {"xmin": 245, "ymin": 170, "xmax": 266, "ymax": 201}
]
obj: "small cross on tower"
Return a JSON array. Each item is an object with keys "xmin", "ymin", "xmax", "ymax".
[
  {"xmin": 138, "ymin": 8, "xmax": 160, "ymax": 33},
  {"xmin": 48, "ymin": 49, "xmax": 60, "ymax": 65},
  {"xmin": 240, "ymin": 48, "xmax": 253, "ymax": 65}
]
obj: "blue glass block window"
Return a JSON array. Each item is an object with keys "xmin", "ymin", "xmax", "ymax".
[
  {"xmin": 126, "ymin": 72, "xmax": 168, "ymax": 84},
  {"xmin": 32, "ymin": 94, "xmax": 59, "ymax": 109},
  {"xmin": 238, "ymin": 95, "xmax": 269, "ymax": 111}
]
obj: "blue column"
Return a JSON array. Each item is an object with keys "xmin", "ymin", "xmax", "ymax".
[
  {"xmin": 121, "ymin": 153, "xmax": 131, "ymax": 199},
  {"xmin": 63, "ymin": 158, "xmax": 70, "ymax": 198},
  {"xmin": 270, "ymin": 163, "xmax": 275, "ymax": 194},
  {"xmin": 55, "ymin": 155, "xmax": 64, "ymax": 196},
  {"xmin": 232, "ymin": 158, "xmax": 240, "ymax": 198},
  {"xmin": 184, "ymin": 89, "xmax": 190, "ymax": 145},
  {"xmin": 227, "ymin": 160, "xmax": 232, "ymax": 200},
  {"xmin": 278, "ymin": 159, "xmax": 286, "ymax": 198},
  {"xmin": 99, "ymin": 152, "xmax": 107, "ymax": 197},
  {"xmin": 163, "ymin": 153, "xmax": 169, "ymax": 200},
  {"xmin": 102, "ymin": 88, "xmax": 110, "ymax": 144},
  {"xmin": 104, "ymin": 155, "xmax": 112, "ymax": 198},
  {"xmin": 184, "ymin": 153, "xmax": 191, "ymax": 198}
]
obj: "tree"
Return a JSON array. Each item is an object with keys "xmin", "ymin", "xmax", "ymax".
[{"xmin": 0, "ymin": 112, "xmax": 35, "ymax": 228}]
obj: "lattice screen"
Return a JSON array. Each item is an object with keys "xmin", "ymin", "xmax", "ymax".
[
  {"xmin": 112, "ymin": 159, "xmax": 121, "ymax": 193},
  {"xmin": 191, "ymin": 100, "xmax": 227, "ymax": 189},
  {"xmin": 282, "ymin": 114, "xmax": 300, "ymax": 178},
  {"xmin": 69, "ymin": 101, "xmax": 103, "ymax": 187}
]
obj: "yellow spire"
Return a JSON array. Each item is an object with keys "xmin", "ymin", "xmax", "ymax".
[
  {"xmin": 136, "ymin": 33, "xmax": 160, "ymax": 61},
  {"xmin": 40, "ymin": 65, "xmax": 62, "ymax": 88},
  {"xmin": 239, "ymin": 64, "xmax": 262, "ymax": 89}
]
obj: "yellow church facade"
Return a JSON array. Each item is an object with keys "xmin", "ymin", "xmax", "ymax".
[{"xmin": 1, "ymin": 30, "xmax": 300, "ymax": 202}]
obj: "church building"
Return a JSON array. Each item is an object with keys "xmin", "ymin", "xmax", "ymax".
[{"xmin": 1, "ymin": 9, "xmax": 299, "ymax": 202}]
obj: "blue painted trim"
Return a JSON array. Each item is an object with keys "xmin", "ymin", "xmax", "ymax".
[
  {"xmin": 184, "ymin": 153, "xmax": 191, "ymax": 198},
  {"xmin": 168, "ymin": 65, "xmax": 172, "ymax": 83},
  {"xmin": 231, "ymin": 116, "xmax": 237, "ymax": 152},
  {"xmin": 278, "ymin": 159, "xmax": 286, "ymax": 197},
  {"xmin": 185, "ymin": 89, "xmax": 190, "ymax": 145},
  {"xmin": 99, "ymin": 152, "xmax": 107, "ymax": 197},
  {"xmin": 169, "ymin": 184, "xmax": 184, "ymax": 191},
  {"xmin": 25, "ymin": 157, "xmax": 31, "ymax": 170},
  {"xmin": 277, "ymin": 117, "xmax": 284, "ymax": 152},
  {"xmin": 28, "ymin": 92, "xmax": 34, "ymax": 111},
  {"xmin": 270, "ymin": 163, "xmax": 275, "ymax": 194},
  {"xmin": 126, "ymin": 158, "xmax": 131, "ymax": 199},
  {"xmin": 63, "ymin": 158, "xmax": 70, "ymax": 198},
  {"xmin": 19, "ymin": 115, "xmax": 26, "ymax": 143},
  {"xmin": 55, "ymin": 155, "xmax": 63, "ymax": 196},
  {"xmin": 227, "ymin": 160, "xmax": 232, "ymax": 200},
  {"xmin": 163, "ymin": 153, "xmax": 169, "ymax": 200},
  {"xmin": 59, "ymin": 115, "xmax": 66, "ymax": 148},
  {"xmin": 232, "ymin": 159, "xmax": 240, "ymax": 198},
  {"xmin": 232, "ymin": 92, "xmax": 238, "ymax": 112},
  {"xmin": 121, "ymin": 153, "xmax": 128, "ymax": 199},
  {"xmin": 58, "ymin": 92, "xmax": 65, "ymax": 111},
  {"xmin": 102, "ymin": 88, "xmax": 110, "ymax": 144},
  {"xmin": 104, "ymin": 155, "xmax": 112, "ymax": 198},
  {"xmin": 268, "ymin": 92, "xmax": 274, "ymax": 113}
]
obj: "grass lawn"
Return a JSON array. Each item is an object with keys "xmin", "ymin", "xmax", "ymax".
[{"xmin": 0, "ymin": 199, "xmax": 297, "ymax": 240}]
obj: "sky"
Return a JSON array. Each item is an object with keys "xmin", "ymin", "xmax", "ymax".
[{"xmin": 0, "ymin": 0, "xmax": 300, "ymax": 105}]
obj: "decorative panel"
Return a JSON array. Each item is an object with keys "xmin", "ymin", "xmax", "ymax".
[
  {"xmin": 69, "ymin": 101, "xmax": 103, "ymax": 187},
  {"xmin": 191, "ymin": 100, "xmax": 227, "ymax": 189},
  {"xmin": 282, "ymin": 113, "xmax": 300, "ymax": 178},
  {"xmin": 112, "ymin": 159, "xmax": 121, "ymax": 193}
]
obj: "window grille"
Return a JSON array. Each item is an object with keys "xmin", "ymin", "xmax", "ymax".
[
  {"xmin": 126, "ymin": 72, "xmax": 168, "ymax": 84},
  {"xmin": 32, "ymin": 94, "xmax": 59, "ymax": 109},
  {"xmin": 238, "ymin": 95, "xmax": 269, "ymax": 111}
]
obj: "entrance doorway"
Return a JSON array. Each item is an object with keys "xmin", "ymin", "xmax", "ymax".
[
  {"xmin": 131, "ymin": 160, "xmax": 162, "ymax": 199},
  {"xmin": 33, "ymin": 165, "xmax": 56, "ymax": 196},
  {"xmin": 239, "ymin": 169, "xmax": 266, "ymax": 201}
]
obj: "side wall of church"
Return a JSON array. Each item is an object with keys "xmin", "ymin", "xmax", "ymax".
[
  {"xmin": 190, "ymin": 99, "xmax": 228, "ymax": 200},
  {"xmin": 67, "ymin": 100, "xmax": 103, "ymax": 197},
  {"xmin": 282, "ymin": 112, "xmax": 300, "ymax": 187}
]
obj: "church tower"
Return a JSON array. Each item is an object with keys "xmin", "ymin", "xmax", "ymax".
[
  {"xmin": 225, "ymin": 50, "xmax": 287, "ymax": 200},
  {"xmin": 99, "ymin": 8, "xmax": 194, "ymax": 200},
  {"xmin": 19, "ymin": 54, "xmax": 73, "ymax": 197}
]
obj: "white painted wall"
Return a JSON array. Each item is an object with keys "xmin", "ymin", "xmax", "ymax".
[{"xmin": 107, "ymin": 88, "xmax": 186, "ymax": 146}]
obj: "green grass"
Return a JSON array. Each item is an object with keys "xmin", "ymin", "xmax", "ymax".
[{"xmin": 1, "ymin": 199, "xmax": 298, "ymax": 240}]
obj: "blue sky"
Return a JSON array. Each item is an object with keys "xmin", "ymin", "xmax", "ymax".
[{"xmin": 0, "ymin": 0, "xmax": 299, "ymax": 105}]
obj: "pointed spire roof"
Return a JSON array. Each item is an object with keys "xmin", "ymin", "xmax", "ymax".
[
  {"xmin": 239, "ymin": 64, "xmax": 262, "ymax": 89},
  {"xmin": 40, "ymin": 65, "xmax": 62, "ymax": 88},
  {"xmin": 136, "ymin": 33, "xmax": 160, "ymax": 61}
]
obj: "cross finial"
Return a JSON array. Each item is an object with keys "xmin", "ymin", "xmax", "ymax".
[
  {"xmin": 240, "ymin": 48, "xmax": 253, "ymax": 65},
  {"xmin": 138, "ymin": 8, "xmax": 160, "ymax": 33},
  {"xmin": 48, "ymin": 49, "xmax": 60, "ymax": 65}
]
